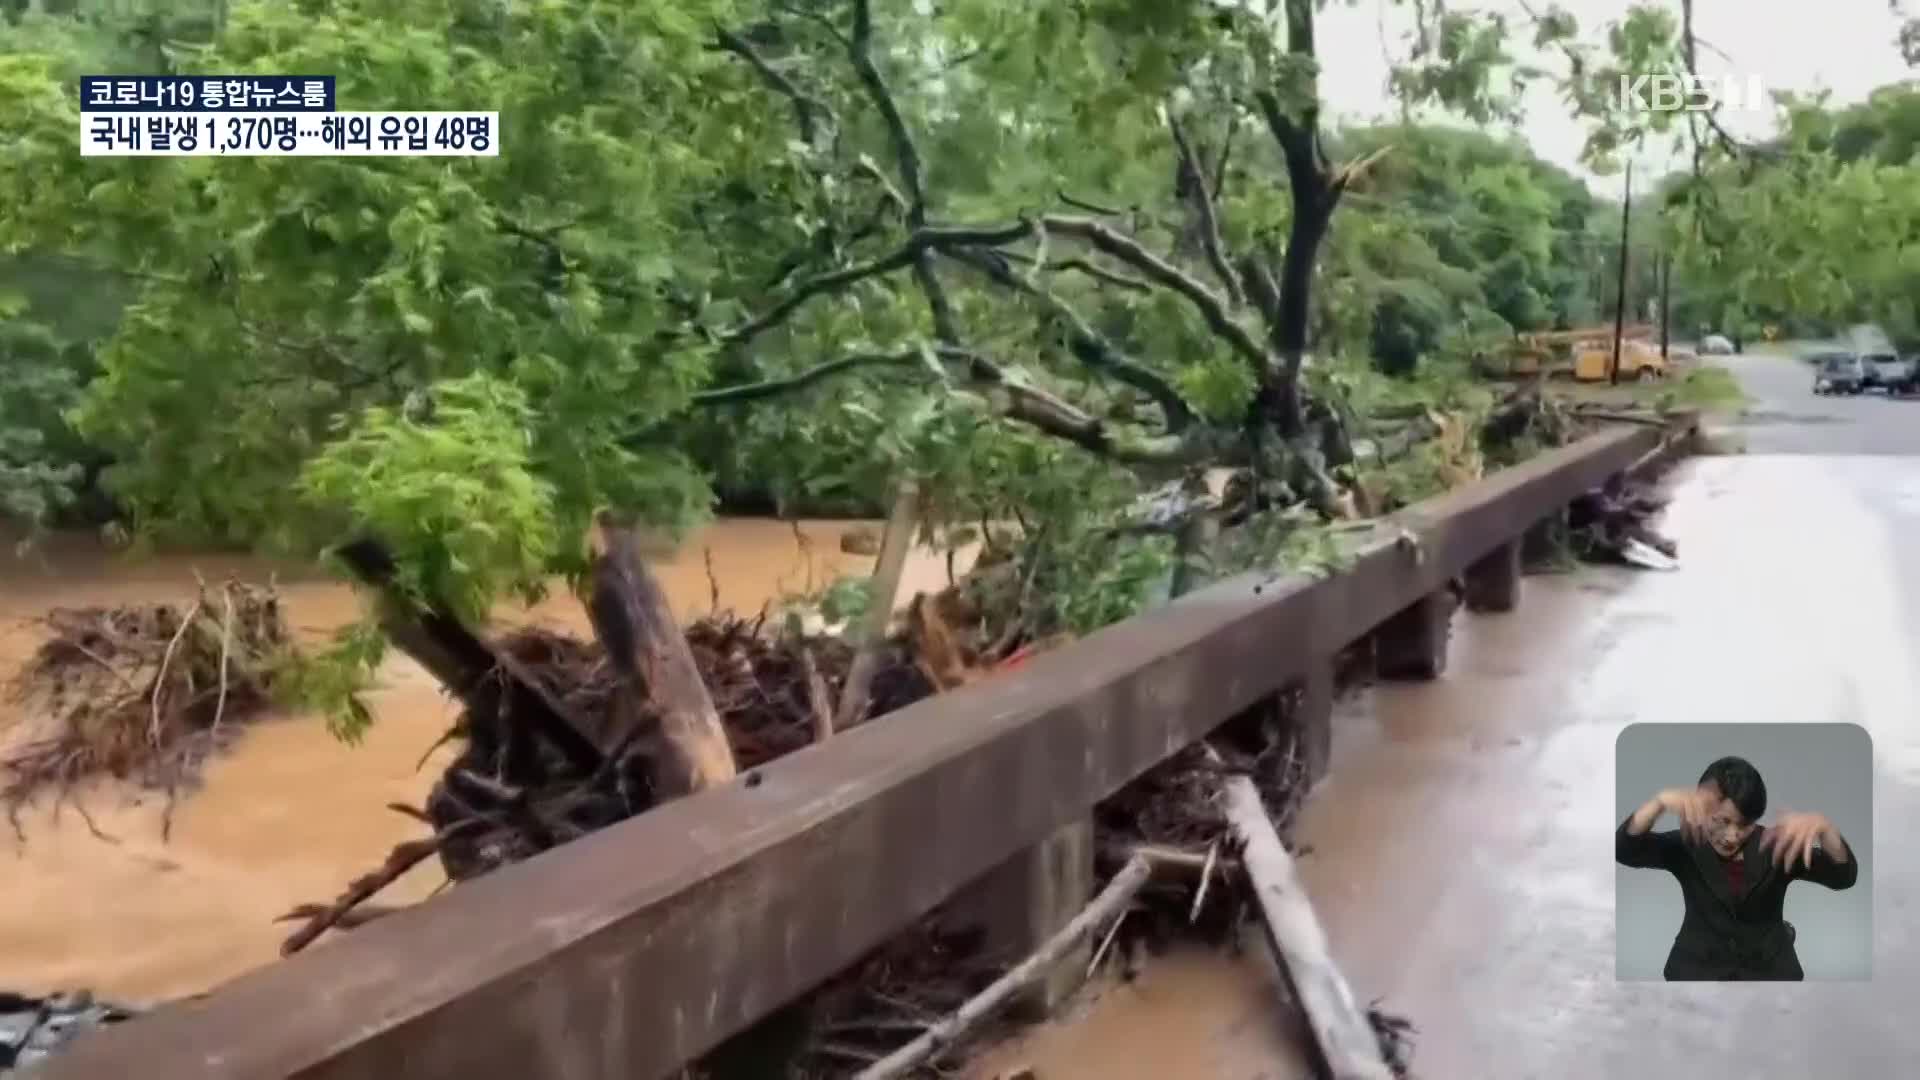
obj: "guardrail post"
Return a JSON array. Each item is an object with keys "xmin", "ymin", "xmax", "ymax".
[
  {"xmin": 949, "ymin": 818, "xmax": 1095, "ymax": 1019},
  {"xmin": 1297, "ymin": 663, "xmax": 1334, "ymax": 789},
  {"xmin": 1374, "ymin": 591, "xmax": 1453, "ymax": 680},
  {"xmin": 1463, "ymin": 540, "xmax": 1522, "ymax": 613},
  {"xmin": 1522, "ymin": 508, "xmax": 1567, "ymax": 566}
]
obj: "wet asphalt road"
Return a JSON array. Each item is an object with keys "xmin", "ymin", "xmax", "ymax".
[
  {"xmin": 1288, "ymin": 350, "xmax": 1920, "ymax": 1076},
  {"xmin": 1725, "ymin": 344, "xmax": 1920, "ymax": 455},
  {"xmin": 968, "ymin": 352, "xmax": 1920, "ymax": 1080}
]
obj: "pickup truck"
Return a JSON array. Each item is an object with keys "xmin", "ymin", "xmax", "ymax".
[
  {"xmin": 1859, "ymin": 351, "xmax": 1907, "ymax": 391},
  {"xmin": 1888, "ymin": 356, "xmax": 1920, "ymax": 396}
]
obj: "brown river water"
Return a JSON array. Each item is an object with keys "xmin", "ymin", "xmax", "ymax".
[{"xmin": 1, "ymin": 519, "xmax": 970, "ymax": 1004}]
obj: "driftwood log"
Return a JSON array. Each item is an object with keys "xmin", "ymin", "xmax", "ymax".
[
  {"xmin": 330, "ymin": 529, "xmax": 742, "ymax": 885},
  {"xmin": 1218, "ymin": 766, "xmax": 1393, "ymax": 1080},
  {"xmin": 852, "ymin": 855, "xmax": 1154, "ymax": 1080},
  {"xmin": 585, "ymin": 512, "xmax": 738, "ymax": 797},
  {"xmin": 834, "ymin": 480, "xmax": 921, "ymax": 731}
]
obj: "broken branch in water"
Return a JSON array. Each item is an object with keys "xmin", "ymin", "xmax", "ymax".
[
  {"xmin": 279, "ymin": 827, "xmax": 473, "ymax": 955},
  {"xmin": 273, "ymin": 902, "xmax": 412, "ymax": 931},
  {"xmin": 1215, "ymin": 750, "xmax": 1394, "ymax": 1080},
  {"xmin": 4, "ymin": 584, "xmax": 289, "ymax": 843},
  {"xmin": 852, "ymin": 854, "xmax": 1154, "ymax": 1080},
  {"xmin": 149, "ymin": 598, "xmax": 203, "ymax": 747}
]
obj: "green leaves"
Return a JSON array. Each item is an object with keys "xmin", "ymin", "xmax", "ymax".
[
  {"xmin": 0, "ymin": 319, "xmax": 92, "ymax": 527},
  {"xmin": 276, "ymin": 616, "xmax": 389, "ymax": 745},
  {"xmin": 1666, "ymin": 99, "xmax": 1920, "ymax": 343},
  {"xmin": 299, "ymin": 373, "xmax": 560, "ymax": 626}
]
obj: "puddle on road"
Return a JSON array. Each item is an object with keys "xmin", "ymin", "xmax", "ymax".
[{"xmin": 1, "ymin": 520, "xmax": 970, "ymax": 1003}]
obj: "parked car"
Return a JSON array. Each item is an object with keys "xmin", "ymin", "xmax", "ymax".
[
  {"xmin": 1812, "ymin": 352, "xmax": 1867, "ymax": 394},
  {"xmin": 1699, "ymin": 334, "xmax": 1735, "ymax": 355},
  {"xmin": 1859, "ymin": 351, "xmax": 1904, "ymax": 390},
  {"xmin": 1890, "ymin": 355, "xmax": 1920, "ymax": 396}
]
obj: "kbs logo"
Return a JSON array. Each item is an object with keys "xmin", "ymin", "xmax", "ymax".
[{"xmin": 1616, "ymin": 73, "xmax": 1769, "ymax": 114}]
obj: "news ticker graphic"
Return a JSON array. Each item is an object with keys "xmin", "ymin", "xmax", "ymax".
[
  {"xmin": 77, "ymin": 76, "xmax": 498, "ymax": 158},
  {"xmin": 82, "ymin": 112, "xmax": 499, "ymax": 157},
  {"xmin": 81, "ymin": 75, "xmax": 335, "ymax": 112}
]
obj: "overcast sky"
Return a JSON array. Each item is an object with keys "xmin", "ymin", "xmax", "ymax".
[{"xmin": 1310, "ymin": 0, "xmax": 1915, "ymax": 195}]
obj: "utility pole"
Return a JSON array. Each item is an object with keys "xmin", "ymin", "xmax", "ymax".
[
  {"xmin": 1609, "ymin": 161, "xmax": 1633, "ymax": 386},
  {"xmin": 1659, "ymin": 252, "xmax": 1672, "ymax": 361}
]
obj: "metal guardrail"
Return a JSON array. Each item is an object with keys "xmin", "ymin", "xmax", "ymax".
[{"xmin": 37, "ymin": 419, "xmax": 1687, "ymax": 1080}]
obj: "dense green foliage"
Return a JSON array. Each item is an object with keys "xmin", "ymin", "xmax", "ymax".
[
  {"xmin": 3, "ymin": 0, "xmax": 1913, "ymax": 739},
  {"xmin": 1663, "ymin": 82, "xmax": 1920, "ymax": 345}
]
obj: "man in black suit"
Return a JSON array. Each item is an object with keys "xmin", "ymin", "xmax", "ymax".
[{"xmin": 1617, "ymin": 756, "xmax": 1858, "ymax": 980}]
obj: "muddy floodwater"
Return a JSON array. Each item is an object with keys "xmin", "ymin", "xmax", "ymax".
[{"xmin": 1, "ymin": 519, "xmax": 970, "ymax": 1003}]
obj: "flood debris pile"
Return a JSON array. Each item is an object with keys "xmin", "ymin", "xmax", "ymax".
[
  {"xmin": 409, "ymin": 617, "xmax": 933, "ymax": 886},
  {"xmin": 0, "ymin": 990, "xmax": 137, "ymax": 1074},
  {"xmin": 2, "ymin": 581, "xmax": 289, "ymax": 837},
  {"xmin": 766, "ymin": 920, "xmax": 1006, "ymax": 1080},
  {"xmin": 274, "ymin": 525, "xmax": 942, "ymax": 953},
  {"xmin": 1092, "ymin": 693, "xmax": 1312, "ymax": 947},
  {"xmin": 1569, "ymin": 477, "xmax": 1681, "ymax": 570}
]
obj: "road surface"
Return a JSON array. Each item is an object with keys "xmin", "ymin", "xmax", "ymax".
[
  {"xmin": 971, "ymin": 350, "xmax": 1920, "ymax": 1078},
  {"xmin": 1722, "ymin": 343, "xmax": 1920, "ymax": 455}
]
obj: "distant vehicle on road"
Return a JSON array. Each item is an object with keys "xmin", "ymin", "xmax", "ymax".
[
  {"xmin": 1574, "ymin": 339, "xmax": 1668, "ymax": 382},
  {"xmin": 1845, "ymin": 325, "xmax": 1901, "ymax": 390},
  {"xmin": 1812, "ymin": 352, "xmax": 1867, "ymax": 395},
  {"xmin": 1699, "ymin": 334, "xmax": 1735, "ymax": 355},
  {"xmin": 1860, "ymin": 350, "xmax": 1907, "ymax": 391},
  {"xmin": 1890, "ymin": 355, "xmax": 1920, "ymax": 396}
]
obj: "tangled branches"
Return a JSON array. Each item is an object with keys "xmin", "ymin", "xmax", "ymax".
[{"xmin": 2, "ymin": 581, "xmax": 289, "ymax": 840}]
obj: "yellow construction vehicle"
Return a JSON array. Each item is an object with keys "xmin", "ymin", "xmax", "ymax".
[
  {"xmin": 1496, "ymin": 326, "xmax": 1658, "ymax": 379},
  {"xmin": 1573, "ymin": 337, "xmax": 1669, "ymax": 381}
]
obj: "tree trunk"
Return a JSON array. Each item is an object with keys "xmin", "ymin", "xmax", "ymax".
[
  {"xmin": 333, "ymin": 537, "xmax": 603, "ymax": 777},
  {"xmin": 1273, "ymin": 181, "xmax": 1335, "ymax": 436},
  {"xmin": 585, "ymin": 516, "xmax": 738, "ymax": 799},
  {"xmin": 835, "ymin": 480, "xmax": 922, "ymax": 729}
]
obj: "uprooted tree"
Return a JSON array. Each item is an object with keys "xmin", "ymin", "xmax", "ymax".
[
  {"xmin": 1, "ymin": 2, "xmax": 1895, "ymax": 852},
  {"xmin": 0, "ymin": 1, "xmax": 1548, "ymax": 651}
]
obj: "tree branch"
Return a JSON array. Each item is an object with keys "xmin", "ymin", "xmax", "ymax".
[
  {"xmin": 712, "ymin": 25, "xmax": 835, "ymax": 148},
  {"xmin": 998, "ymin": 251, "xmax": 1152, "ymax": 292},
  {"xmin": 985, "ymin": 375, "xmax": 1200, "ymax": 464},
  {"xmin": 1211, "ymin": 117, "xmax": 1237, "ymax": 203},
  {"xmin": 842, "ymin": 0, "xmax": 968, "ymax": 357},
  {"xmin": 1676, "ymin": 0, "xmax": 1779, "ymax": 160},
  {"xmin": 717, "ymin": 221, "xmax": 1033, "ymax": 346},
  {"xmin": 852, "ymin": 156, "xmax": 908, "ymax": 212},
  {"xmin": 1167, "ymin": 111, "xmax": 1245, "ymax": 307},
  {"xmin": 685, "ymin": 340, "xmax": 1203, "ymax": 465},
  {"xmin": 721, "ymin": 244, "xmax": 921, "ymax": 345},
  {"xmin": 1329, "ymin": 144, "xmax": 1393, "ymax": 195},
  {"xmin": 690, "ymin": 348, "xmax": 925, "ymax": 405},
  {"xmin": 848, "ymin": 0, "xmax": 927, "ymax": 224},
  {"xmin": 1059, "ymin": 191, "xmax": 1129, "ymax": 217},
  {"xmin": 1255, "ymin": 91, "xmax": 1323, "ymax": 202},
  {"xmin": 1237, "ymin": 253, "xmax": 1282, "ymax": 332},
  {"xmin": 947, "ymin": 248, "xmax": 1196, "ymax": 434},
  {"xmin": 1040, "ymin": 215, "xmax": 1268, "ymax": 373}
]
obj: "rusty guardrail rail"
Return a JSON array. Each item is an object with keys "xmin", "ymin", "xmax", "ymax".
[{"xmin": 39, "ymin": 418, "xmax": 1694, "ymax": 1080}]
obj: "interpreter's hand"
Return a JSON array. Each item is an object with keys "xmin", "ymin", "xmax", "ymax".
[
  {"xmin": 1764, "ymin": 811, "xmax": 1833, "ymax": 873},
  {"xmin": 1657, "ymin": 786, "xmax": 1718, "ymax": 846}
]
